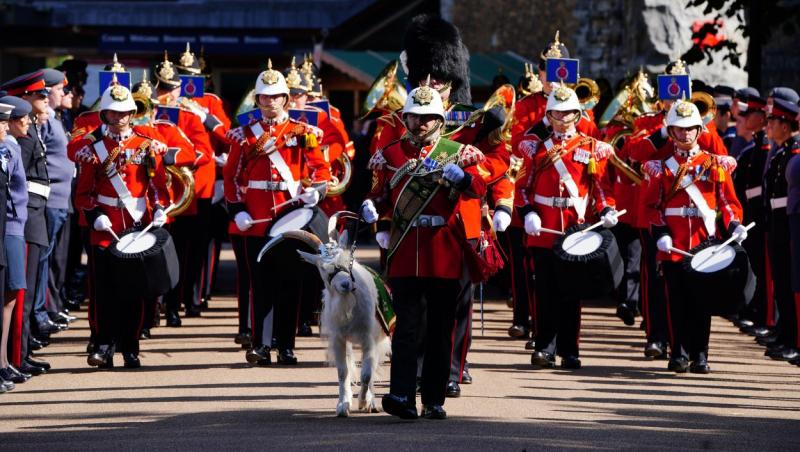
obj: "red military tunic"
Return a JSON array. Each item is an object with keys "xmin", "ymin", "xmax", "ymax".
[
  {"xmin": 223, "ymin": 116, "xmax": 331, "ymax": 237},
  {"xmin": 73, "ymin": 130, "xmax": 171, "ymax": 247},
  {"xmin": 68, "ymin": 111, "xmax": 168, "ymax": 161},
  {"xmin": 367, "ymin": 138, "xmax": 487, "ymax": 279},
  {"xmin": 603, "ymin": 121, "xmax": 641, "ymax": 227},
  {"xmin": 511, "ymin": 92, "xmax": 601, "ymax": 157},
  {"xmin": 190, "ymin": 93, "xmax": 232, "ymax": 147},
  {"xmin": 643, "ymin": 144, "xmax": 742, "ymax": 263},
  {"xmin": 519, "ymin": 130, "xmax": 616, "ymax": 249},
  {"xmin": 369, "ymin": 111, "xmax": 406, "ymax": 155}
]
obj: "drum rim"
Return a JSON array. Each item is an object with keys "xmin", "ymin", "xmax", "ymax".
[
  {"xmin": 108, "ymin": 226, "xmax": 171, "ymax": 259},
  {"xmin": 552, "ymin": 223, "xmax": 616, "ymax": 263}
]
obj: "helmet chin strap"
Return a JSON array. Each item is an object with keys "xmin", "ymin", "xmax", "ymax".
[
  {"xmin": 668, "ymin": 127, "xmax": 700, "ymax": 149},
  {"xmin": 546, "ymin": 111, "xmax": 580, "ymax": 131},
  {"xmin": 406, "ymin": 118, "xmax": 443, "ymax": 147}
]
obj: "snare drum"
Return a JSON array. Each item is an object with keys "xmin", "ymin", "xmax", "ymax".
[
  {"xmin": 682, "ymin": 239, "xmax": 755, "ymax": 316},
  {"xmin": 108, "ymin": 227, "xmax": 180, "ymax": 298},
  {"xmin": 553, "ymin": 223, "xmax": 624, "ymax": 299}
]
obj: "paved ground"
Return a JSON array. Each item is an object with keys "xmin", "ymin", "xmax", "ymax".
[{"xmin": 1, "ymin": 248, "xmax": 799, "ymax": 451}]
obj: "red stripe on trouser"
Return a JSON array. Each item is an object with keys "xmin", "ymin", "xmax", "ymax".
[
  {"xmin": 764, "ymin": 234, "xmax": 776, "ymax": 327},
  {"xmin": 795, "ymin": 294, "xmax": 800, "ymax": 348},
  {"xmin": 11, "ymin": 289, "xmax": 24, "ymax": 367}
]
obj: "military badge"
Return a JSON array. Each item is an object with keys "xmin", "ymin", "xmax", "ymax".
[
  {"xmin": 554, "ymin": 84, "xmax": 573, "ymax": 102},
  {"xmin": 261, "ymin": 59, "xmax": 280, "ymax": 85},
  {"xmin": 180, "ymin": 75, "xmax": 205, "ymax": 98},
  {"xmin": 657, "ymin": 74, "xmax": 691, "ymax": 100},
  {"xmin": 676, "ymin": 101, "xmax": 694, "ymax": 117},
  {"xmin": 546, "ymin": 58, "xmax": 579, "ymax": 84},
  {"xmin": 412, "ymin": 86, "xmax": 434, "ymax": 106},
  {"xmin": 574, "ymin": 148, "xmax": 591, "ymax": 164},
  {"xmin": 110, "ymin": 85, "xmax": 128, "ymax": 102}
]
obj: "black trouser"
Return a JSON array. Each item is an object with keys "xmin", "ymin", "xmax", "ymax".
[
  {"xmin": 769, "ymin": 212, "xmax": 797, "ymax": 348},
  {"xmin": 530, "ymin": 248, "xmax": 580, "ymax": 358},
  {"xmin": 449, "ymin": 269, "xmax": 473, "ymax": 382},
  {"xmin": 740, "ymin": 225, "xmax": 773, "ymax": 327},
  {"xmin": 503, "ymin": 227, "xmax": 533, "ymax": 328},
  {"xmin": 164, "ymin": 200, "xmax": 211, "ymax": 313},
  {"xmin": 612, "ymin": 223, "xmax": 641, "ymax": 310},
  {"xmin": 90, "ymin": 246, "xmax": 145, "ymax": 354},
  {"xmin": 662, "ymin": 261, "xmax": 711, "ymax": 361},
  {"xmin": 47, "ymin": 211, "xmax": 72, "ymax": 316},
  {"xmin": 640, "ymin": 229, "xmax": 669, "ymax": 344},
  {"xmin": 21, "ymin": 242, "xmax": 44, "ymax": 361},
  {"xmin": 389, "ymin": 276, "xmax": 461, "ymax": 406},
  {"xmin": 202, "ymin": 201, "xmax": 229, "ymax": 301},
  {"xmin": 231, "ymin": 235, "xmax": 251, "ymax": 334}
]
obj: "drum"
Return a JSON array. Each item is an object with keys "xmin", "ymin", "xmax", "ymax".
[
  {"xmin": 108, "ymin": 226, "xmax": 180, "ymax": 298},
  {"xmin": 553, "ymin": 223, "xmax": 624, "ymax": 299},
  {"xmin": 269, "ymin": 205, "xmax": 329, "ymax": 241},
  {"xmin": 366, "ymin": 266, "xmax": 395, "ymax": 336},
  {"xmin": 682, "ymin": 239, "xmax": 755, "ymax": 316},
  {"xmin": 262, "ymin": 205, "xmax": 330, "ymax": 278}
]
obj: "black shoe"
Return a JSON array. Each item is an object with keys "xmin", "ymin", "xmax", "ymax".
[
  {"xmin": 524, "ymin": 339, "xmax": 536, "ymax": 350},
  {"xmin": 87, "ymin": 346, "xmax": 114, "ymax": 368},
  {"xmin": 0, "ymin": 366, "xmax": 28, "ymax": 383},
  {"xmin": 381, "ymin": 394, "xmax": 418, "ymax": 420},
  {"xmin": 277, "ymin": 348, "xmax": 298, "ymax": 365},
  {"xmin": 736, "ymin": 318, "xmax": 755, "ymax": 330},
  {"xmin": 0, "ymin": 378, "xmax": 14, "ymax": 392},
  {"xmin": 297, "ymin": 322, "xmax": 313, "ymax": 337},
  {"xmin": 421, "ymin": 404, "xmax": 447, "ymax": 420},
  {"xmin": 29, "ymin": 336, "xmax": 46, "ymax": 351},
  {"xmin": 531, "ymin": 351, "xmax": 556, "ymax": 368},
  {"xmin": 19, "ymin": 361, "xmax": 46, "ymax": 376},
  {"xmin": 789, "ymin": 356, "xmax": 800, "ymax": 366},
  {"xmin": 507, "ymin": 324, "xmax": 530, "ymax": 338},
  {"xmin": 140, "ymin": 329, "xmax": 151, "ymax": 340},
  {"xmin": 461, "ymin": 368, "xmax": 472, "ymax": 385},
  {"xmin": 751, "ymin": 327, "xmax": 775, "ymax": 338},
  {"xmin": 184, "ymin": 305, "xmax": 202, "ymax": 318},
  {"xmin": 758, "ymin": 334, "xmax": 780, "ymax": 346},
  {"xmin": 615, "ymin": 304, "xmax": 637, "ymax": 326},
  {"xmin": 53, "ymin": 311, "xmax": 77, "ymax": 324},
  {"xmin": 123, "ymin": 353, "xmax": 141, "ymax": 369},
  {"xmin": 63, "ymin": 298, "xmax": 82, "ymax": 312},
  {"xmin": 445, "ymin": 380, "xmax": 461, "ymax": 398},
  {"xmin": 765, "ymin": 344, "xmax": 786, "ymax": 357},
  {"xmin": 769, "ymin": 347, "xmax": 799, "ymax": 361},
  {"xmin": 690, "ymin": 358, "xmax": 711, "ymax": 374},
  {"xmin": 26, "ymin": 357, "xmax": 50, "ymax": 371},
  {"xmin": 561, "ymin": 355, "xmax": 582, "ymax": 369},
  {"xmin": 234, "ymin": 332, "xmax": 252, "ymax": 347},
  {"xmin": 37, "ymin": 319, "xmax": 66, "ymax": 335},
  {"xmin": 644, "ymin": 341, "xmax": 668, "ymax": 359},
  {"xmin": 245, "ymin": 345, "xmax": 271, "ymax": 366},
  {"xmin": 166, "ymin": 310, "xmax": 182, "ymax": 327},
  {"xmin": 667, "ymin": 357, "xmax": 690, "ymax": 373}
]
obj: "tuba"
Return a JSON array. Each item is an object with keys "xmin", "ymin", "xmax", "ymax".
[
  {"xmin": 361, "ymin": 60, "xmax": 407, "ymax": 118},
  {"xmin": 132, "ymin": 91, "xmax": 154, "ymax": 125},
  {"xmin": 325, "ymin": 150, "xmax": 353, "ymax": 196},
  {"xmin": 691, "ymin": 91, "xmax": 717, "ymax": 126},
  {"xmin": 165, "ymin": 165, "xmax": 195, "ymax": 217},
  {"xmin": 444, "ymin": 83, "xmax": 516, "ymax": 145},
  {"xmin": 575, "ymin": 77, "xmax": 600, "ymax": 112}
]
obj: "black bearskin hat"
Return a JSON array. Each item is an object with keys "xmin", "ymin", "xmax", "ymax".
[{"xmin": 402, "ymin": 14, "xmax": 471, "ymax": 105}]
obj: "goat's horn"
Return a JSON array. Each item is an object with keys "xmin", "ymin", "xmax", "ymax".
[
  {"xmin": 257, "ymin": 230, "xmax": 324, "ymax": 263},
  {"xmin": 328, "ymin": 210, "xmax": 361, "ymax": 239}
]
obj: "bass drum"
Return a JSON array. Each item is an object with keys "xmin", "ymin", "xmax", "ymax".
[
  {"xmin": 108, "ymin": 226, "xmax": 180, "ymax": 298},
  {"xmin": 553, "ymin": 223, "xmax": 623, "ymax": 299},
  {"xmin": 262, "ymin": 205, "xmax": 330, "ymax": 275},
  {"xmin": 682, "ymin": 239, "xmax": 755, "ymax": 316}
]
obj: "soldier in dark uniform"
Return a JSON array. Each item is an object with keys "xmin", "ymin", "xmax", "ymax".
[
  {"xmin": 762, "ymin": 87, "xmax": 800, "ymax": 362},
  {"xmin": 0, "ymin": 72, "xmax": 54, "ymax": 376}
]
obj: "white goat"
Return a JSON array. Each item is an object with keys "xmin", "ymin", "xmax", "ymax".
[{"xmin": 296, "ymin": 230, "xmax": 391, "ymax": 417}]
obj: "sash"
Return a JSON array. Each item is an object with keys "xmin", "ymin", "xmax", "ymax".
[
  {"xmin": 94, "ymin": 140, "xmax": 146, "ymax": 222},
  {"xmin": 386, "ymin": 138, "xmax": 464, "ymax": 260},
  {"xmin": 249, "ymin": 122, "xmax": 300, "ymax": 196},
  {"xmin": 664, "ymin": 156, "xmax": 716, "ymax": 235},
  {"xmin": 543, "ymin": 137, "xmax": 588, "ymax": 221}
]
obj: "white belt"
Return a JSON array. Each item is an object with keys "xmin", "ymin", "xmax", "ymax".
[
  {"xmin": 745, "ymin": 187, "xmax": 762, "ymax": 200},
  {"xmin": 771, "ymin": 197, "xmax": 787, "ymax": 210},
  {"xmin": 27, "ymin": 181, "xmax": 50, "ymax": 199},
  {"xmin": 96, "ymin": 194, "xmax": 147, "ymax": 215},
  {"xmin": 534, "ymin": 194, "xmax": 574, "ymax": 208},
  {"xmin": 411, "ymin": 215, "xmax": 446, "ymax": 228},
  {"xmin": 248, "ymin": 180, "xmax": 288, "ymax": 191},
  {"xmin": 664, "ymin": 207, "xmax": 703, "ymax": 217}
]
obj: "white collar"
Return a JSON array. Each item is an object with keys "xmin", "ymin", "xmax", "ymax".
[
  {"xmin": 674, "ymin": 144, "xmax": 700, "ymax": 159},
  {"xmin": 262, "ymin": 111, "xmax": 288, "ymax": 126},
  {"xmin": 553, "ymin": 128, "xmax": 577, "ymax": 141},
  {"xmin": 105, "ymin": 127, "xmax": 134, "ymax": 142}
]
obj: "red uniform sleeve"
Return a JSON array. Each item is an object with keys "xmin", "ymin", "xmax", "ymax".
[{"xmin": 223, "ymin": 135, "xmax": 246, "ymax": 205}]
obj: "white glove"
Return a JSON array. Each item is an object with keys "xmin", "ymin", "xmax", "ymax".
[
  {"xmin": 442, "ymin": 163, "xmax": 465, "ymax": 184},
  {"xmin": 656, "ymin": 235, "xmax": 673, "ymax": 253},
  {"xmin": 375, "ymin": 231, "xmax": 390, "ymax": 249},
  {"xmin": 524, "ymin": 212, "xmax": 542, "ymax": 236},
  {"xmin": 659, "ymin": 126, "xmax": 668, "ymax": 139},
  {"xmin": 493, "ymin": 210, "xmax": 511, "ymax": 232},
  {"xmin": 361, "ymin": 199, "xmax": 379, "ymax": 224},
  {"xmin": 732, "ymin": 224, "xmax": 748, "ymax": 243},
  {"xmin": 234, "ymin": 211, "xmax": 253, "ymax": 232},
  {"xmin": 214, "ymin": 153, "xmax": 228, "ymax": 167},
  {"xmin": 93, "ymin": 215, "xmax": 113, "ymax": 232},
  {"xmin": 601, "ymin": 209, "xmax": 619, "ymax": 228},
  {"xmin": 152, "ymin": 208, "xmax": 168, "ymax": 228},
  {"xmin": 298, "ymin": 187, "xmax": 320, "ymax": 207}
]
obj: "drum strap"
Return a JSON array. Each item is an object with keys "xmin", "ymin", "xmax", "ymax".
[
  {"xmin": 663, "ymin": 156, "xmax": 716, "ymax": 235},
  {"xmin": 93, "ymin": 140, "xmax": 146, "ymax": 222},
  {"xmin": 250, "ymin": 122, "xmax": 300, "ymax": 196},
  {"xmin": 543, "ymin": 138, "xmax": 588, "ymax": 221}
]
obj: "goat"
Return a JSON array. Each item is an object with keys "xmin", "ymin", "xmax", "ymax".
[{"xmin": 260, "ymin": 221, "xmax": 391, "ymax": 417}]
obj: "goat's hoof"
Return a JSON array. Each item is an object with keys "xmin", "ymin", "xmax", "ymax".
[{"xmin": 336, "ymin": 402, "xmax": 350, "ymax": 417}]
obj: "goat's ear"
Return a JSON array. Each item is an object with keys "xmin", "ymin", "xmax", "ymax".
[
  {"xmin": 297, "ymin": 250, "xmax": 321, "ymax": 266},
  {"xmin": 338, "ymin": 230, "xmax": 349, "ymax": 249}
]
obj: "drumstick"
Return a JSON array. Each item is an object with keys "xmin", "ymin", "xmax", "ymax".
[
  {"xmin": 271, "ymin": 195, "xmax": 303, "ymax": 211},
  {"xmin": 712, "ymin": 221, "xmax": 756, "ymax": 254},
  {"xmin": 668, "ymin": 246, "xmax": 694, "ymax": 258},
  {"xmin": 539, "ymin": 227, "xmax": 566, "ymax": 236},
  {"xmin": 580, "ymin": 209, "xmax": 628, "ymax": 234},
  {"xmin": 106, "ymin": 229, "xmax": 121, "ymax": 242},
  {"xmin": 248, "ymin": 218, "xmax": 273, "ymax": 225},
  {"xmin": 121, "ymin": 206, "xmax": 177, "ymax": 251}
]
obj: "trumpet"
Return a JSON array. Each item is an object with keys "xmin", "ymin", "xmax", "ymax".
[
  {"xmin": 691, "ymin": 91, "xmax": 717, "ymax": 126},
  {"xmin": 575, "ymin": 77, "xmax": 600, "ymax": 111}
]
